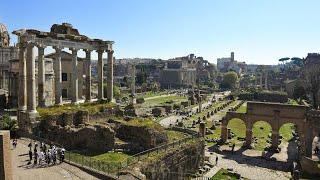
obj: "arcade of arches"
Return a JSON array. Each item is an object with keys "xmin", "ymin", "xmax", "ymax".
[{"xmin": 221, "ymin": 101, "xmax": 320, "ymax": 158}]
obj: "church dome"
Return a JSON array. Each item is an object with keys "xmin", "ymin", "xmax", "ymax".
[{"xmin": 0, "ymin": 23, "xmax": 10, "ymax": 47}]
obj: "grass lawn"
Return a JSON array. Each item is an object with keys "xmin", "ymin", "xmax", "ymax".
[
  {"xmin": 68, "ymin": 151, "xmax": 132, "ymax": 173},
  {"xmin": 211, "ymin": 168, "xmax": 244, "ymax": 180},
  {"xmin": 92, "ymin": 152, "xmax": 131, "ymax": 162},
  {"xmin": 139, "ymin": 95, "xmax": 187, "ymax": 108},
  {"xmin": 236, "ymin": 104, "xmax": 247, "ymax": 113},
  {"xmin": 279, "ymin": 123, "xmax": 295, "ymax": 142},
  {"xmin": 252, "ymin": 121, "xmax": 272, "ymax": 150},
  {"xmin": 165, "ymin": 130, "xmax": 188, "ymax": 142},
  {"xmin": 136, "ymin": 91, "xmax": 167, "ymax": 99},
  {"xmin": 227, "ymin": 118, "xmax": 246, "ymax": 146}
]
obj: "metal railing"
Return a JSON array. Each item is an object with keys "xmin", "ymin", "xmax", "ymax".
[{"xmin": 63, "ymin": 135, "xmax": 200, "ymax": 176}]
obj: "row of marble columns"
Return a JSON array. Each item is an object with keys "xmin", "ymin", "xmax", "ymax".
[
  {"xmin": 18, "ymin": 42, "xmax": 114, "ymax": 117},
  {"xmin": 256, "ymin": 72, "xmax": 268, "ymax": 90}
]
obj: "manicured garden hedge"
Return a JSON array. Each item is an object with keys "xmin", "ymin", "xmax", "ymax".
[{"xmin": 238, "ymin": 90, "xmax": 288, "ymax": 103}]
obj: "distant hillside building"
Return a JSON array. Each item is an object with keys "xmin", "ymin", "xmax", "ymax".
[
  {"xmin": 160, "ymin": 54, "xmax": 199, "ymax": 88},
  {"xmin": 217, "ymin": 52, "xmax": 246, "ymax": 74}
]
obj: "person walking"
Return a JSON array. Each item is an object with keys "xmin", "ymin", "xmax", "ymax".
[
  {"xmin": 28, "ymin": 150, "xmax": 33, "ymax": 165},
  {"xmin": 215, "ymin": 156, "xmax": 218, "ymax": 165},
  {"xmin": 60, "ymin": 148, "xmax": 65, "ymax": 163},
  {"xmin": 232, "ymin": 143, "xmax": 235, "ymax": 153},
  {"xmin": 34, "ymin": 151, "xmax": 38, "ymax": 165}
]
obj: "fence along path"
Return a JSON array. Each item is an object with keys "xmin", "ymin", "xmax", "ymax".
[{"xmin": 29, "ymin": 132, "xmax": 200, "ymax": 176}]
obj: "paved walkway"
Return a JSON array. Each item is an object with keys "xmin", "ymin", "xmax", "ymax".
[
  {"xmin": 159, "ymin": 93, "xmax": 219, "ymax": 128},
  {"xmin": 11, "ymin": 138, "xmax": 99, "ymax": 180},
  {"xmin": 205, "ymin": 150, "xmax": 291, "ymax": 180}
]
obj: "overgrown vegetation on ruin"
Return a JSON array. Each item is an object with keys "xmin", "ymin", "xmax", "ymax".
[{"xmin": 37, "ymin": 101, "xmax": 116, "ymax": 117}]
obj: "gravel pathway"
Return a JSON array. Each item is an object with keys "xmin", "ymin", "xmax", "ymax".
[{"xmin": 11, "ymin": 138, "xmax": 99, "ymax": 180}]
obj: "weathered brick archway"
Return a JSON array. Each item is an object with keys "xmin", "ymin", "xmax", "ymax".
[{"xmin": 221, "ymin": 102, "xmax": 314, "ymax": 157}]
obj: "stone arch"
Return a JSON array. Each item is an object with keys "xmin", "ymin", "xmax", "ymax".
[
  {"xmin": 226, "ymin": 118, "xmax": 247, "ymax": 146},
  {"xmin": 279, "ymin": 122, "xmax": 300, "ymax": 161},
  {"xmin": 221, "ymin": 112, "xmax": 249, "ymax": 146},
  {"xmin": 251, "ymin": 120, "xmax": 273, "ymax": 150}
]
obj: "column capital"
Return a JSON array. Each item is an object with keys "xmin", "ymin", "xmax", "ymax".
[
  {"xmin": 18, "ymin": 42, "xmax": 28, "ymax": 49},
  {"xmin": 26, "ymin": 42, "xmax": 36, "ymax": 48},
  {"xmin": 53, "ymin": 46, "xmax": 62, "ymax": 52},
  {"xmin": 37, "ymin": 44, "xmax": 46, "ymax": 49},
  {"xmin": 84, "ymin": 49, "xmax": 92, "ymax": 53},
  {"xmin": 69, "ymin": 47, "xmax": 78, "ymax": 53},
  {"xmin": 38, "ymin": 46, "xmax": 45, "ymax": 53},
  {"xmin": 107, "ymin": 49, "xmax": 114, "ymax": 54},
  {"xmin": 96, "ymin": 49, "xmax": 104, "ymax": 54}
]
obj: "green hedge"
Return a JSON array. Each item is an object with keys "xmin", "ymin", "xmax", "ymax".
[{"xmin": 238, "ymin": 90, "xmax": 288, "ymax": 103}]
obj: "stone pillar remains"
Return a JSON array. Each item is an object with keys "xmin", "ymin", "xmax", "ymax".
[
  {"xmin": 107, "ymin": 50, "xmax": 114, "ymax": 101},
  {"xmin": 18, "ymin": 43, "xmax": 27, "ymax": 111},
  {"xmin": 245, "ymin": 128, "xmax": 253, "ymax": 147},
  {"xmin": 85, "ymin": 50, "xmax": 92, "ymax": 102},
  {"xmin": 259, "ymin": 73, "xmax": 263, "ymax": 88},
  {"xmin": 54, "ymin": 47, "xmax": 62, "ymax": 105},
  {"xmin": 221, "ymin": 118, "xmax": 228, "ymax": 142},
  {"xmin": 271, "ymin": 131, "xmax": 279, "ymax": 150},
  {"xmin": 37, "ymin": 46, "xmax": 46, "ymax": 107},
  {"xmin": 97, "ymin": 49, "xmax": 104, "ymax": 100},
  {"xmin": 305, "ymin": 125, "xmax": 313, "ymax": 158},
  {"xmin": 0, "ymin": 131, "xmax": 12, "ymax": 180},
  {"xmin": 130, "ymin": 63, "xmax": 136, "ymax": 105},
  {"xmin": 71, "ymin": 48, "xmax": 79, "ymax": 103},
  {"xmin": 199, "ymin": 121, "xmax": 206, "ymax": 137},
  {"xmin": 265, "ymin": 71, "xmax": 268, "ymax": 90},
  {"xmin": 26, "ymin": 43, "xmax": 37, "ymax": 117}
]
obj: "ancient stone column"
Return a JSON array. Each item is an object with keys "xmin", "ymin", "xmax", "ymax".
[
  {"xmin": 305, "ymin": 126, "xmax": 313, "ymax": 158},
  {"xmin": 107, "ymin": 50, "xmax": 114, "ymax": 101},
  {"xmin": 271, "ymin": 131, "xmax": 279, "ymax": 150},
  {"xmin": 70, "ymin": 48, "xmax": 78, "ymax": 103},
  {"xmin": 130, "ymin": 63, "xmax": 136, "ymax": 105},
  {"xmin": 199, "ymin": 121, "xmax": 206, "ymax": 137},
  {"xmin": 221, "ymin": 117, "xmax": 228, "ymax": 142},
  {"xmin": 259, "ymin": 73, "xmax": 263, "ymax": 88},
  {"xmin": 85, "ymin": 50, "xmax": 92, "ymax": 102},
  {"xmin": 26, "ymin": 43, "xmax": 37, "ymax": 116},
  {"xmin": 97, "ymin": 49, "xmax": 104, "ymax": 100},
  {"xmin": 265, "ymin": 71, "xmax": 268, "ymax": 90},
  {"xmin": 54, "ymin": 47, "xmax": 62, "ymax": 105},
  {"xmin": 18, "ymin": 43, "xmax": 27, "ymax": 111},
  {"xmin": 245, "ymin": 128, "xmax": 253, "ymax": 147},
  {"xmin": 37, "ymin": 45, "xmax": 45, "ymax": 107}
]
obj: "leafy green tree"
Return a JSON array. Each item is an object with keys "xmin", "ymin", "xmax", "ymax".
[
  {"xmin": 293, "ymin": 84, "xmax": 306, "ymax": 101},
  {"xmin": 0, "ymin": 114, "xmax": 17, "ymax": 137},
  {"xmin": 220, "ymin": 71, "xmax": 238, "ymax": 90},
  {"xmin": 136, "ymin": 72, "xmax": 147, "ymax": 85}
]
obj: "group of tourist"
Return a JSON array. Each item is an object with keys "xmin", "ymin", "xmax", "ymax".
[{"xmin": 27, "ymin": 141, "xmax": 65, "ymax": 166}]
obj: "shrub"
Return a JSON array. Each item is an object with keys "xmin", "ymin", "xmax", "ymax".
[
  {"xmin": 238, "ymin": 90, "xmax": 288, "ymax": 103},
  {"xmin": 136, "ymin": 97, "xmax": 145, "ymax": 104},
  {"xmin": 173, "ymin": 103, "xmax": 181, "ymax": 110}
]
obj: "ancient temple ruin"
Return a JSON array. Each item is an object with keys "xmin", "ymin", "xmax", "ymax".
[{"xmin": 13, "ymin": 23, "xmax": 115, "ymax": 132}]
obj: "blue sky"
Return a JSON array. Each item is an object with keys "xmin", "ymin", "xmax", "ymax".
[{"xmin": 1, "ymin": 0, "xmax": 320, "ymax": 64}]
